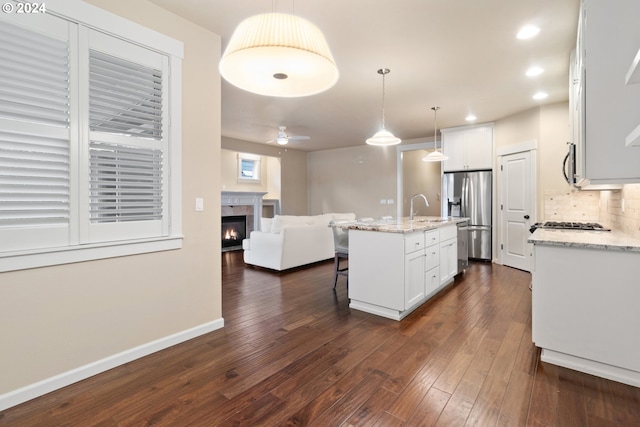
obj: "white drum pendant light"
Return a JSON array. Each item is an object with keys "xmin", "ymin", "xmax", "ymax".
[
  {"xmin": 423, "ymin": 106, "xmax": 448, "ymax": 162},
  {"xmin": 366, "ymin": 68, "xmax": 401, "ymax": 146},
  {"xmin": 219, "ymin": 13, "xmax": 339, "ymax": 97}
]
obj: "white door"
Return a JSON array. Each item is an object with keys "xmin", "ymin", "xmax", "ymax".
[{"xmin": 500, "ymin": 151, "xmax": 534, "ymax": 272}]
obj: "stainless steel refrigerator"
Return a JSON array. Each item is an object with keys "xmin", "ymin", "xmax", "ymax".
[{"xmin": 443, "ymin": 170, "xmax": 492, "ymax": 260}]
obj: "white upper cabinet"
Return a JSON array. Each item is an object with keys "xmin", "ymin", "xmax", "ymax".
[
  {"xmin": 580, "ymin": 0, "xmax": 640, "ymax": 183},
  {"xmin": 442, "ymin": 124, "xmax": 494, "ymax": 172}
]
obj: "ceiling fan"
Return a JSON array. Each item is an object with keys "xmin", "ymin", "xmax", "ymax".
[{"xmin": 268, "ymin": 126, "xmax": 310, "ymax": 145}]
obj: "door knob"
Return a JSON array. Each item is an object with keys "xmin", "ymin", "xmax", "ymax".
[{"xmin": 524, "ymin": 215, "xmax": 530, "ymax": 220}]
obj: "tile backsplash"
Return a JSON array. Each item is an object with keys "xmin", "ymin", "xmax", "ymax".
[
  {"xmin": 543, "ymin": 190, "xmax": 600, "ymax": 223},
  {"xmin": 543, "ymin": 184, "xmax": 640, "ymax": 239},
  {"xmin": 600, "ymin": 184, "xmax": 640, "ymax": 240}
]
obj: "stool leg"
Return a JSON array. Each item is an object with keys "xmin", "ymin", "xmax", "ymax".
[{"xmin": 333, "ymin": 253, "xmax": 339, "ymax": 289}]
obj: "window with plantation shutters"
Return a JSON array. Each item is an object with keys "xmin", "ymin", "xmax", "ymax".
[
  {"xmin": 88, "ymin": 51, "xmax": 164, "ymax": 224},
  {"xmin": 84, "ymin": 32, "xmax": 169, "ymax": 243},
  {"xmin": 0, "ymin": 6, "xmax": 183, "ymax": 272},
  {"xmin": 0, "ymin": 16, "xmax": 73, "ymax": 252}
]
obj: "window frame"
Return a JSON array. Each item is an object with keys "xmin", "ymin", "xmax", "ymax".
[
  {"xmin": 0, "ymin": 0, "xmax": 184, "ymax": 272},
  {"xmin": 237, "ymin": 153, "xmax": 261, "ymax": 183}
]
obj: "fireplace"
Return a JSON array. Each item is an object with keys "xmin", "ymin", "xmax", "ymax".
[{"xmin": 221, "ymin": 215, "xmax": 247, "ymax": 251}]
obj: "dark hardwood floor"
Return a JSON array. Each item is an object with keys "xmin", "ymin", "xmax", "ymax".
[{"xmin": 2, "ymin": 251, "xmax": 640, "ymax": 426}]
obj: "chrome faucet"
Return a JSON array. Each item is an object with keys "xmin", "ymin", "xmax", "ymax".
[{"xmin": 409, "ymin": 193, "xmax": 429, "ymax": 220}]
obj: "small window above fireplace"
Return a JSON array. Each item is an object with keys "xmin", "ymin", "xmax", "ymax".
[{"xmin": 238, "ymin": 153, "xmax": 261, "ymax": 183}]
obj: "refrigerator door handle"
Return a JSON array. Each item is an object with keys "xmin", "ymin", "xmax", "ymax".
[
  {"xmin": 467, "ymin": 225, "xmax": 491, "ymax": 231},
  {"xmin": 461, "ymin": 176, "xmax": 468, "ymax": 218}
]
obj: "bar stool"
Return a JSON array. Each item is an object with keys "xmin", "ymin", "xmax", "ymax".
[{"xmin": 329, "ymin": 221, "xmax": 349, "ymax": 289}]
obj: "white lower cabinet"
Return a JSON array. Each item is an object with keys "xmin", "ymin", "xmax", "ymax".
[
  {"xmin": 424, "ymin": 229, "xmax": 440, "ymax": 297},
  {"xmin": 425, "ymin": 266, "xmax": 440, "ymax": 296},
  {"xmin": 404, "ymin": 247, "xmax": 426, "ymax": 310},
  {"xmin": 349, "ymin": 224, "xmax": 458, "ymax": 321},
  {"xmin": 532, "ymin": 243, "xmax": 640, "ymax": 386},
  {"xmin": 439, "ymin": 225, "xmax": 458, "ymax": 286}
]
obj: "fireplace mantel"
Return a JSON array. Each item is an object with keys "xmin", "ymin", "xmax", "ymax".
[
  {"xmin": 221, "ymin": 191, "xmax": 267, "ymax": 232},
  {"xmin": 221, "ymin": 191, "xmax": 267, "ymax": 206}
]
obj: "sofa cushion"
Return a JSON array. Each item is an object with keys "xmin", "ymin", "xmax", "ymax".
[
  {"xmin": 271, "ymin": 215, "xmax": 314, "ymax": 233},
  {"xmin": 261, "ymin": 217, "xmax": 273, "ymax": 232}
]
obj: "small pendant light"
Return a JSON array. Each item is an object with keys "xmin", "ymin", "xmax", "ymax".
[
  {"xmin": 423, "ymin": 106, "xmax": 448, "ymax": 162},
  {"xmin": 366, "ymin": 68, "xmax": 401, "ymax": 146}
]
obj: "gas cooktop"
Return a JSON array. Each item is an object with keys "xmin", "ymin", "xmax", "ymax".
[{"xmin": 539, "ymin": 221, "xmax": 611, "ymax": 231}]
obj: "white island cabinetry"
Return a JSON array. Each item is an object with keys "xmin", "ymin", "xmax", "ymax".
[
  {"xmin": 439, "ymin": 225, "xmax": 458, "ymax": 286},
  {"xmin": 348, "ymin": 221, "xmax": 460, "ymax": 321}
]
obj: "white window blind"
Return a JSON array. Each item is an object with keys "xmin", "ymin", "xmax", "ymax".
[
  {"xmin": 0, "ymin": 21, "xmax": 70, "ymax": 127},
  {"xmin": 89, "ymin": 50, "xmax": 163, "ymax": 140},
  {"xmin": 89, "ymin": 142, "xmax": 163, "ymax": 223},
  {"xmin": 0, "ymin": 18, "xmax": 72, "ymax": 252},
  {"xmin": 84, "ymin": 31, "xmax": 169, "ymax": 242}
]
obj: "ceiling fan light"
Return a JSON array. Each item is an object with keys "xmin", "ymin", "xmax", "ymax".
[
  {"xmin": 219, "ymin": 13, "xmax": 339, "ymax": 97},
  {"xmin": 276, "ymin": 136, "xmax": 288, "ymax": 145},
  {"xmin": 366, "ymin": 129, "xmax": 401, "ymax": 146}
]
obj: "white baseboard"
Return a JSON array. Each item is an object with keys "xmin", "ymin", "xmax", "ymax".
[
  {"xmin": 541, "ymin": 348, "xmax": 640, "ymax": 388},
  {"xmin": 0, "ymin": 318, "xmax": 224, "ymax": 412}
]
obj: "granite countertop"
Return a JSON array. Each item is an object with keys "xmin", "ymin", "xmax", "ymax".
[
  {"xmin": 528, "ymin": 228, "xmax": 640, "ymax": 252},
  {"xmin": 331, "ymin": 216, "xmax": 469, "ymax": 234}
]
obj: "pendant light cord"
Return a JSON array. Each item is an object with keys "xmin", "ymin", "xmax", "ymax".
[
  {"xmin": 381, "ymin": 72, "xmax": 386, "ymax": 129},
  {"xmin": 432, "ymin": 106, "xmax": 440, "ymax": 151},
  {"xmin": 377, "ymin": 68, "xmax": 390, "ymax": 129}
]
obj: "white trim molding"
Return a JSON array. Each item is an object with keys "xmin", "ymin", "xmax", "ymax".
[
  {"xmin": 0, "ymin": 319, "xmax": 224, "ymax": 411},
  {"xmin": 496, "ymin": 139, "xmax": 538, "ymax": 156}
]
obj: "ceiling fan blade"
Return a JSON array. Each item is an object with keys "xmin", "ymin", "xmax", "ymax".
[{"xmin": 288, "ymin": 136, "xmax": 310, "ymax": 140}]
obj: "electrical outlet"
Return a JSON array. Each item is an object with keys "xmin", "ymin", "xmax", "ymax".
[
  {"xmin": 387, "ymin": 199, "xmax": 394, "ymax": 205},
  {"xmin": 195, "ymin": 197, "xmax": 204, "ymax": 211},
  {"xmin": 380, "ymin": 199, "xmax": 387, "ymax": 204}
]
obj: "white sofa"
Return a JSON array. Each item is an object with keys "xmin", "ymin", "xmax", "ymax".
[{"xmin": 242, "ymin": 213, "xmax": 356, "ymax": 271}]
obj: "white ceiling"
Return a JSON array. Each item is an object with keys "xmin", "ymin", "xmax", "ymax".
[{"xmin": 148, "ymin": 0, "xmax": 579, "ymax": 151}]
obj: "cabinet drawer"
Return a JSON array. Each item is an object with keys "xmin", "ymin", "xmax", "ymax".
[
  {"xmin": 439, "ymin": 224, "xmax": 457, "ymax": 241},
  {"xmin": 404, "ymin": 232, "xmax": 425, "ymax": 254},
  {"xmin": 425, "ymin": 246, "xmax": 439, "ymax": 271},
  {"xmin": 425, "ymin": 266, "xmax": 440, "ymax": 296},
  {"xmin": 425, "ymin": 229, "xmax": 440, "ymax": 247}
]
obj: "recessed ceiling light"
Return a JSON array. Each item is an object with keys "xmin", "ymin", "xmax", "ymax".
[
  {"xmin": 526, "ymin": 66, "xmax": 544, "ymax": 77},
  {"xmin": 465, "ymin": 114, "xmax": 477, "ymax": 122},
  {"xmin": 517, "ymin": 25, "xmax": 540, "ymax": 40},
  {"xmin": 533, "ymin": 91, "xmax": 548, "ymax": 100}
]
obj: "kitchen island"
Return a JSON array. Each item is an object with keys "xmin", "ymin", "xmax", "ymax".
[
  {"xmin": 333, "ymin": 217, "xmax": 468, "ymax": 321},
  {"xmin": 529, "ymin": 228, "xmax": 640, "ymax": 387}
]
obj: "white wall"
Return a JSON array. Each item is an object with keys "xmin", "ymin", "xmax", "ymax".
[
  {"xmin": 402, "ymin": 149, "xmax": 442, "ymax": 217},
  {"xmin": 220, "ymin": 149, "xmax": 281, "ymax": 200},
  {"xmin": 221, "ymin": 137, "xmax": 307, "ymax": 215},
  {"xmin": 307, "ymin": 145, "xmax": 398, "ymax": 218}
]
